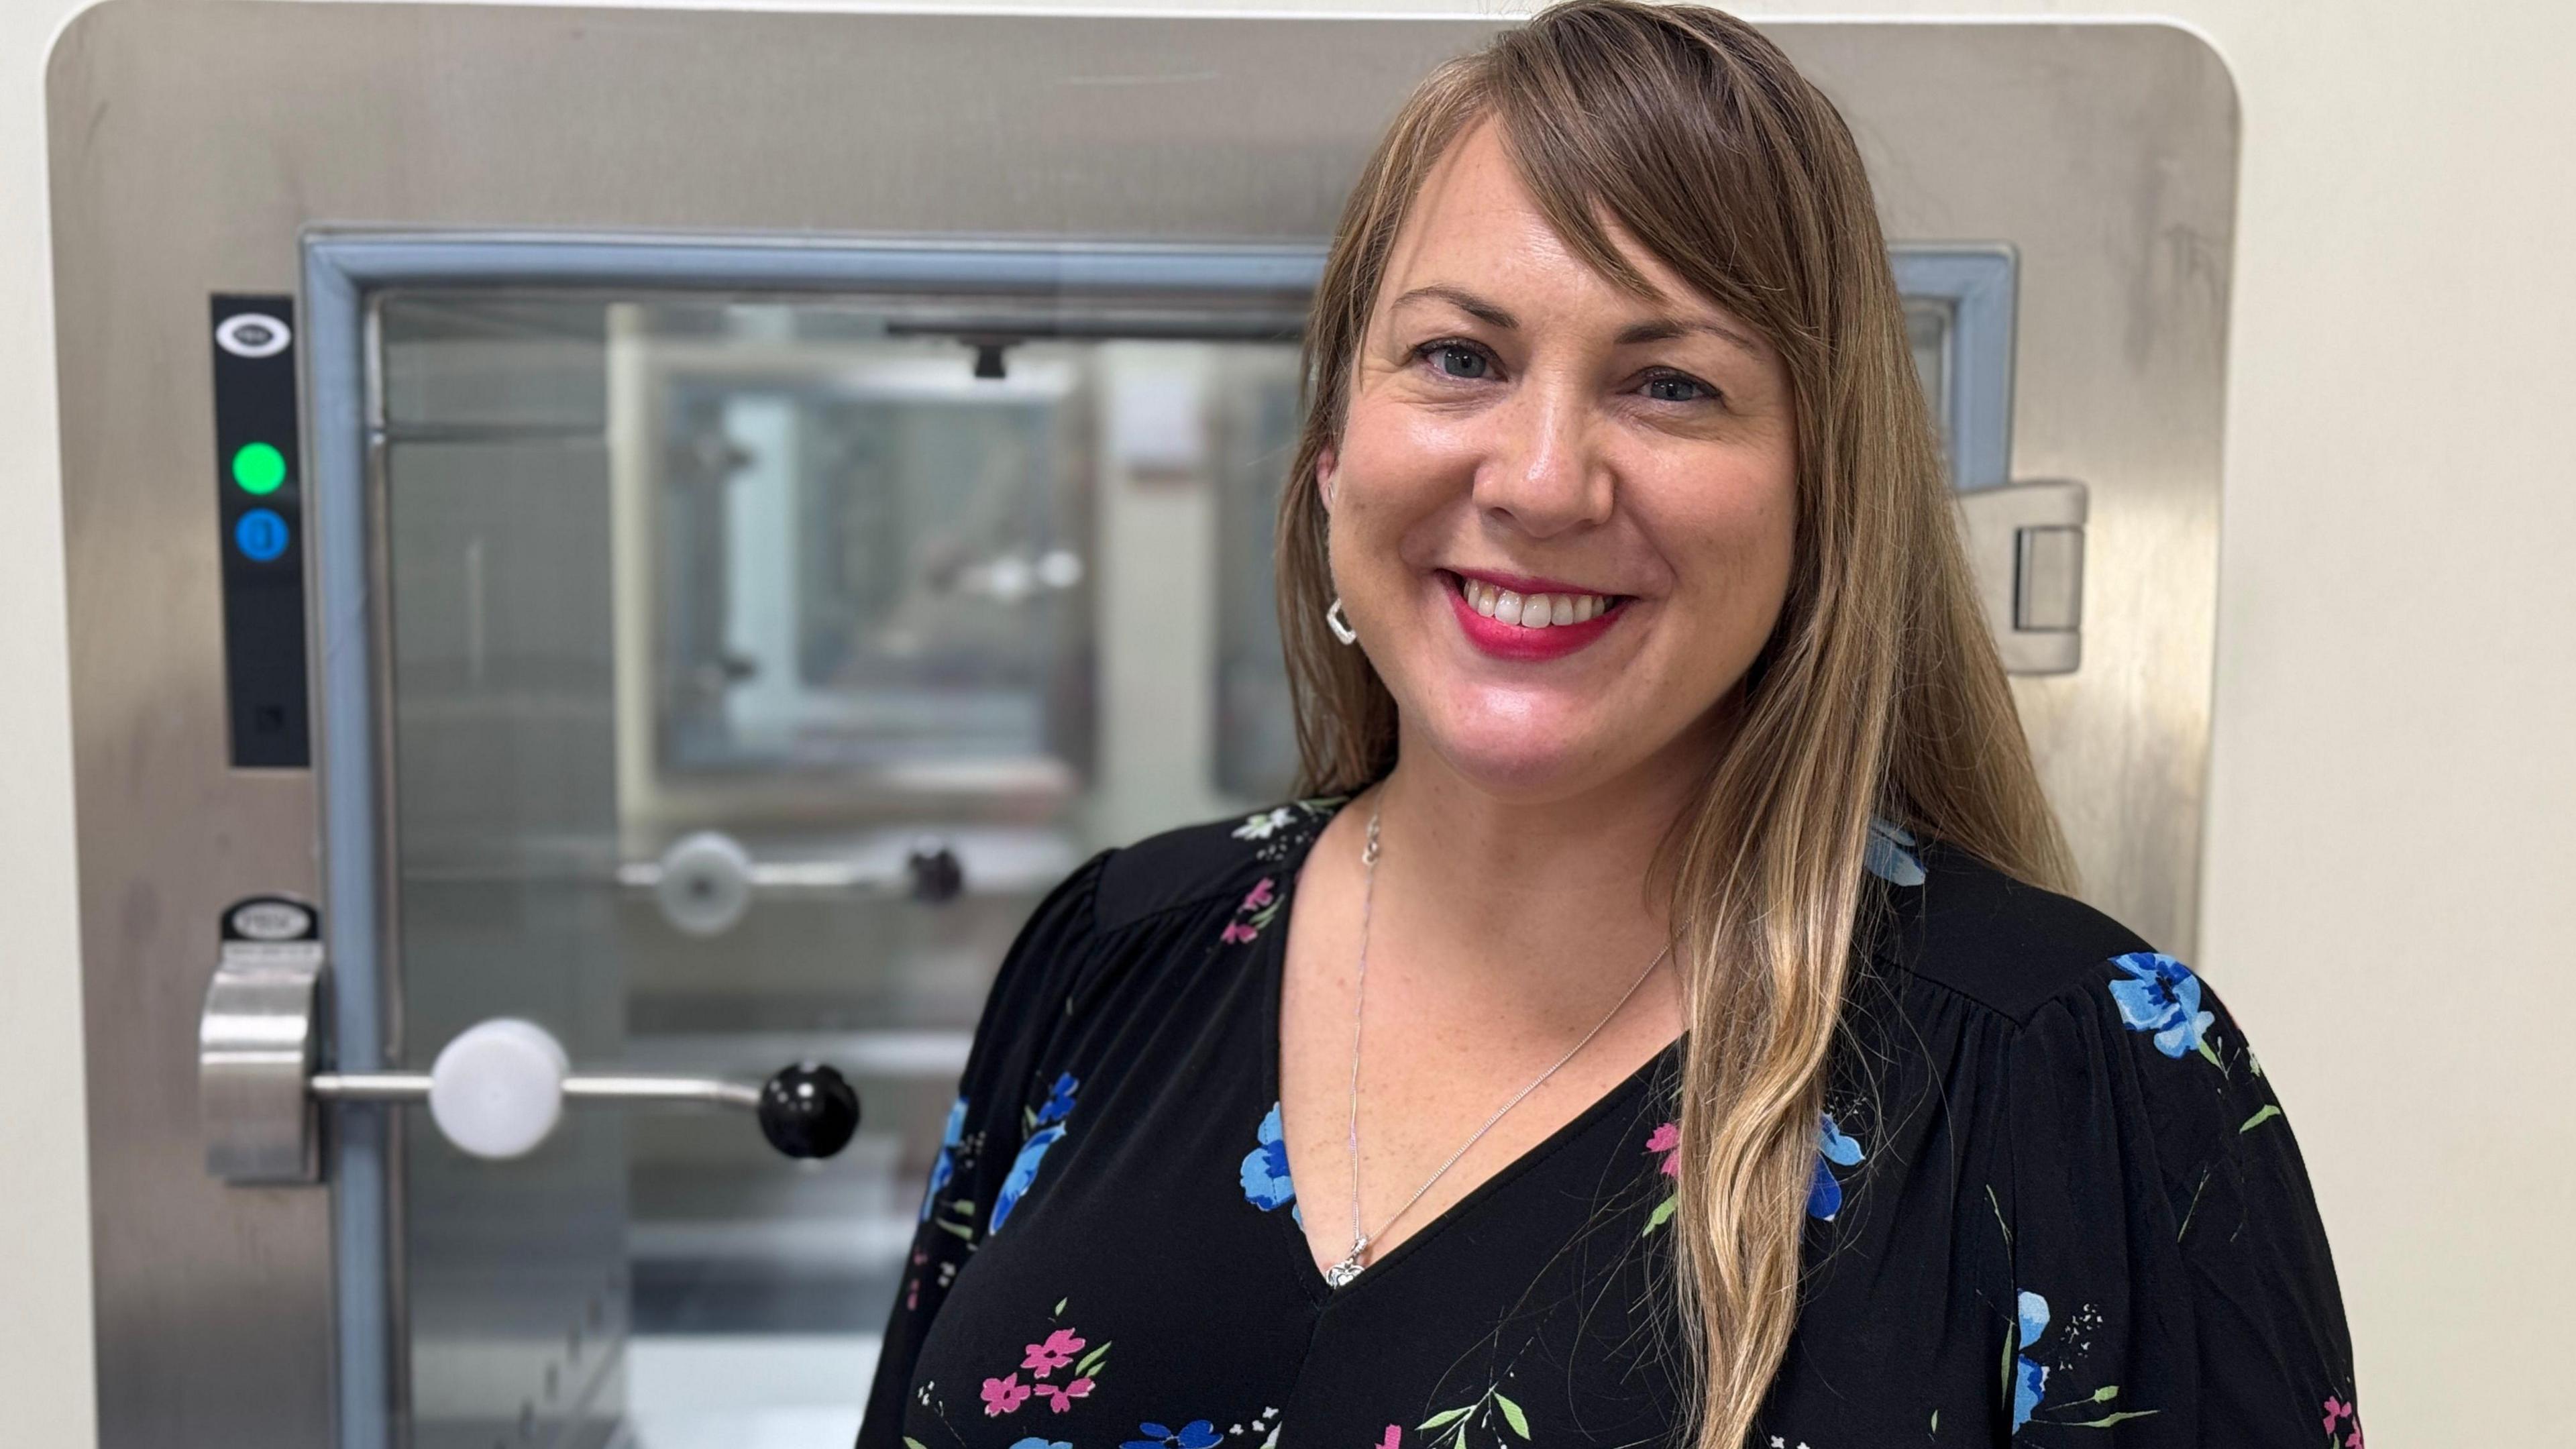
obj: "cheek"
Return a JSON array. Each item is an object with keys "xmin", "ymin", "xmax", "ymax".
[
  {"xmin": 1328, "ymin": 396, "xmax": 1476, "ymax": 539},
  {"xmin": 1660, "ymin": 462, "xmax": 1799, "ymax": 656}
]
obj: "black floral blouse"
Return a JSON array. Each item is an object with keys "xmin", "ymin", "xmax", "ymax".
[{"xmin": 856, "ymin": 794, "xmax": 2359, "ymax": 1449}]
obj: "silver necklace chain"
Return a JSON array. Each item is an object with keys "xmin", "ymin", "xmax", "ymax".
[{"xmin": 1324, "ymin": 794, "xmax": 1673, "ymax": 1290}]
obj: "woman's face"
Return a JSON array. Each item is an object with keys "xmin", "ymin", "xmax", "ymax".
[{"xmin": 1318, "ymin": 119, "xmax": 1801, "ymax": 801}]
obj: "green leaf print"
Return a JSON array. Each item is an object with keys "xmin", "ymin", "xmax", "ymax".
[
  {"xmin": 2065, "ymin": 1410, "xmax": 2159, "ymax": 1428},
  {"xmin": 1493, "ymin": 1393, "xmax": 1532, "ymax": 1440},
  {"xmin": 2240, "ymin": 1104, "xmax": 2282, "ymax": 1133},
  {"xmin": 1642, "ymin": 1197, "xmax": 1678, "ymax": 1235},
  {"xmin": 1418, "ymin": 1408, "xmax": 1472, "ymax": 1432},
  {"xmin": 1076, "ymin": 1340, "xmax": 1112, "ymax": 1377}
]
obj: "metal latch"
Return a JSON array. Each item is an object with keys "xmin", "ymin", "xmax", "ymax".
[
  {"xmin": 199, "ymin": 895, "xmax": 859, "ymax": 1185},
  {"xmin": 1955, "ymin": 479, "xmax": 2088, "ymax": 676}
]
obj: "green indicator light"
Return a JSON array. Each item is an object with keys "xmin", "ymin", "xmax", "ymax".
[{"xmin": 231, "ymin": 441, "xmax": 287, "ymax": 496}]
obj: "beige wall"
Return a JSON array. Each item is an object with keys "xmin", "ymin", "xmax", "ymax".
[{"xmin": 5, "ymin": 1, "xmax": 2569, "ymax": 1443}]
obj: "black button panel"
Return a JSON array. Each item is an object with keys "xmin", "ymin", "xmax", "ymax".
[{"xmin": 211, "ymin": 294, "xmax": 311, "ymax": 768}]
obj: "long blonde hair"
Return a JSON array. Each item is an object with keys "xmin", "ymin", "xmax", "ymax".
[{"xmin": 1274, "ymin": 3, "xmax": 2073, "ymax": 1442}]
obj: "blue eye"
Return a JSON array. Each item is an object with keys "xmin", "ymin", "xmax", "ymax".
[
  {"xmin": 1643, "ymin": 372, "xmax": 1714, "ymax": 404},
  {"xmin": 1421, "ymin": 342, "xmax": 1491, "ymax": 380}
]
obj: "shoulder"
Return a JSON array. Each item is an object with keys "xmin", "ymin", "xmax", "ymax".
[
  {"xmin": 1091, "ymin": 794, "xmax": 1352, "ymax": 933},
  {"xmin": 1864, "ymin": 824, "xmax": 2158, "ymax": 1028}
]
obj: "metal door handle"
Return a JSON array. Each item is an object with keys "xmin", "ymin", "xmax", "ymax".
[
  {"xmin": 201, "ymin": 949, "xmax": 860, "ymax": 1184},
  {"xmin": 1955, "ymin": 478, "xmax": 2088, "ymax": 675},
  {"xmin": 619, "ymin": 830, "xmax": 965, "ymax": 936}
]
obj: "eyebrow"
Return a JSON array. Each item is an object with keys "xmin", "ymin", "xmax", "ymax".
[{"xmin": 1389, "ymin": 284, "xmax": 1764, "ymax": 358}]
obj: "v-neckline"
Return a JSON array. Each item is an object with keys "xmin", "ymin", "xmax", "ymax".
[{"xmin": 1252, "ymin": 793, "xmax": 1685, "ymax": 1308}]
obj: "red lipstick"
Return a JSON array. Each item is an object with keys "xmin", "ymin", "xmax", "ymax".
[{"xmin": 1440, "ymin": 570, "xmax": 1628, "ymax": 662}]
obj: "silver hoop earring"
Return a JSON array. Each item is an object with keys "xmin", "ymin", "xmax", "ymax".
[{"xmin": 1324, "ymin": 597, "xmax": 1359, "ymax": 646}]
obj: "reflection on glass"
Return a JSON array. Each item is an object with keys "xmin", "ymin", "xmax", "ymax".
[
  {"xmin": 655, "ymin": 347, "xmax": 1092, "ymax": 791},
  {"xmin": 376, "ymin": 290, "xmax": 1305, "ymax": 1449}
]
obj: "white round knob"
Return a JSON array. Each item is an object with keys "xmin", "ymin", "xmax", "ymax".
[
  {"xmin": 427, "ymin": 1018, "xmax": 569, "ymax": 1160},
  {"xmin": 655, "ymin": 831, "xmax": 754, "ymax": 937}
]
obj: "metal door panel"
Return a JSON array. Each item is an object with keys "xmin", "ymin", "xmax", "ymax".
[{"xmin": 48, "ymin": 9, "xmax": 2235, "ymax": 1448}]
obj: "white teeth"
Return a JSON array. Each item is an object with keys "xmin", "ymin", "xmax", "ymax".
[{"xmin": 1453, "ymin": 575, "xmax": 1616, "ymax": 629}]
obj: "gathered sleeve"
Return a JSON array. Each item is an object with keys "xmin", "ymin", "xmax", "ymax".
[
  {"xmin": 855, "ymin": 847, "xmax": 1115, "ymax": 1446},
  {"xmin": 1994, "ymin": 953, "xmax": 2359, "ymax": 1446}
]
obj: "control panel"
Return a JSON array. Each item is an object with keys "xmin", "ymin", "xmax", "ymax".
[{"xmin": 210, "ymin": 296, "xmax": 310, "ymax": 767}]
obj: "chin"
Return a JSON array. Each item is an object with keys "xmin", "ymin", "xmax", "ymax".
[{"xmin": 1412, "ymin": 701, "xmax": 1609, "ymax": 800}]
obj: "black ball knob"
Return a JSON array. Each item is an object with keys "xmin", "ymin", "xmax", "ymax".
[
  {"xmin": 757, "ymin": 1063, "xmax": 860, "ymax": 1160},
  {"xmin": 904, "ymin": 839, "xmax": 964, "ymax": 904}
]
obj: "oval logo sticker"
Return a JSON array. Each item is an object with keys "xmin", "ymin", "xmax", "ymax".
[
  {"xmin": 230, "ymin": 900, "xmax": 313, "ymax": 941},
  {"xmin": 215, "ymin": 312, "xmax": 293, "ymax": 360}
]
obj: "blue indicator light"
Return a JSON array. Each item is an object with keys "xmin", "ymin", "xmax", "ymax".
[{"xmin": 234, "ymin": 508, "xmax": 290, "ymax": 563}]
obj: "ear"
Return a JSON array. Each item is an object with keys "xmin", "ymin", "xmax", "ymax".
[{"xmin": 1316, "ymin": 441, "xmax": 1340, "ymax": 511}]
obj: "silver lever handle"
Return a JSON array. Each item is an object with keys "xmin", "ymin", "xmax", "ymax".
[
  {"xmin": 309, "ymin": 1018, "xmax": 853, "ymax": 1161},
  {"xmin": 620, "ymin": 830, "xmax": 965, "ymax": 936},
  {"xmin": 202, "ymin": 949, "xmax": 858, "ymax": 1183}
]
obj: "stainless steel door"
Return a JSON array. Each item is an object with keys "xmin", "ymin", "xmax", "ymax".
[{"xmin": 47, "ymin": 9, "xmax": 2237, "ymax": 1448}]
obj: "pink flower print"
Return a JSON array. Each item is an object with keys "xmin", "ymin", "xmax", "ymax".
[
  {"xmin": 1040, "ymin": 1376, "xmax": 1097, "ymax": 1412},
  {"xmin": 1377, "ymin": 1426, "xmax": 1402, "ymax": 1449},
  {"xmin": 2322, "ymin": 1395, "xmax": 2363, "ymax": 1448},
  {"xmin": 981, "ymin": 1373, "xmax": 1031, "ymax": 1415},
  {"xmin": 1219, "ymin": 877, "xmax": 1282, "ymax": 945},
  {"xmin": 1646, "ymin": 1120, "xmax": 1682, "ymax": 1177},
  {"xmin": 1022, "ymin": 1327, "xmax": 1086, "ymax": 1379}
]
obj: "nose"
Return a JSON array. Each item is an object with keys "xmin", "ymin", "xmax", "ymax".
[{"xmin": 1471, "ymin": 374, "xmax": 1613, "ymax": 538}]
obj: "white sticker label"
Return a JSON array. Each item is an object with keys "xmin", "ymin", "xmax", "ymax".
[
  {"xmin": 230, "ymin": 900, "xmax": 313, "ymax": 941},
  {"xmin": 215, "ymin": 312, "xmax": 293, "ymax": 360}
]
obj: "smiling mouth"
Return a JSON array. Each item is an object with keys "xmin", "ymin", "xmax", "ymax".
[{"xmin": 1437, "ymin": 569, "xmax": 1634, "ymax": 630}]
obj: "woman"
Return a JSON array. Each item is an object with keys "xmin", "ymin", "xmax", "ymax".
[{"xmin": 859, "ymin": 3, "xmax": 2357, "ymax": 1446}]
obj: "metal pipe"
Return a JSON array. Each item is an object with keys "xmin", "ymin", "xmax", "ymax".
[
  {"xmin": 308, "ymin": 1070, "xmax": 762, "ymax": 1110},
  {"xmin": 561, "ymin": 1075, "xmax": 761, "ymax": 1110},
  {"xmin": 309, "ymin": 1071, "xmax": 433, "ymax": 1104}
]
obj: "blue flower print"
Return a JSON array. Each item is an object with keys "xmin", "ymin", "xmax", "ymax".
[
  {"xmin": 1034, "ymin": 1071, "xmax": 1080, "ymax": 1128},
  {"xmin": 1124, "ymin": 1421, "xmax": 1224, "ymax": 1449},
  {"xmin": 1864, "ymin": 817, "xmax": 1927, "ymax": 887},
  {"xmin": 1240, "ymin": 1101, "xmax": 1303, "ymax": 1226},
  {"xmin": 1805, "ymin": 1112, "xmax": 1866, "ymax": 1221},
  {"xmin": 990, "ymin": 1124, "xmax": 1066, "ymax": 1232},
  {"xmin": 919, "ymin": 1094, "xmax": 968, "ymax": 1222},
  {"xmin": 990, "ymin": 1072, "xmax": 1081, "ymax": 1232},
  {"xmin": 2107, "ymin": 952, "xmax": 2218, "ymax": 1061},
  {"xmin": 2012, "ymin": 1291, "xmax": 2051, "ymax": 1430},
  {"xmin": 1007, "ymin": 1441, "xmax": 1072, "ymax": 1449}
]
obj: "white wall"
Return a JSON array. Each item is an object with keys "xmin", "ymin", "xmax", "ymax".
[
  {"xmin": 5, "ymin": 1, "xmax": 2569, "ymax": 1444},
  {"xmin": 0, "ymin": 0, "xmax": 91, "ymax": 1442}
]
